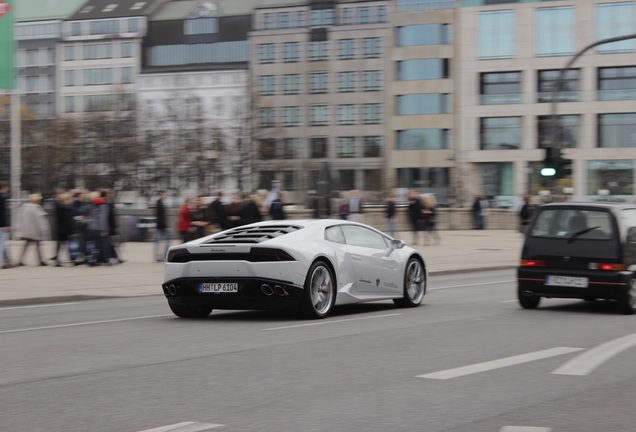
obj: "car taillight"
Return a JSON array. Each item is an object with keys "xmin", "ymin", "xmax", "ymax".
[
  {"xmin": 520, "ymin": 259, "xmax": 548, "ymax": 267},
  {"xmin": 588, "ymin": 262, "xmax": 625, "ymax": 271}
]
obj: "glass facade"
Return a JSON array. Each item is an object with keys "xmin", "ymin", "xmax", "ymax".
[
  {"xmin": 480, "ymin": 72, "xmax": 521, "ymax": 104},
  {"xmin": 396, "ymin": 94, "xmax": 450, "ymax": 115},
  {"xmin": 537, "ymin": 115, "xmax": 580, "ymax": 149},
  {"xmin": 396, "ymin": 59, "xmax": 449, "ymax": 80},
  {"xmin": 598, "ymin": 66, "xmax": 636, "ymax": 101},
  {"xmin": 396, "ymin": 24, "xmax": 452, "ymax": 46},
  {"xmin": 337, "ymin": 137, "xmax": 356, "ymax": 158},
  {"xmin": 587, "ymin": 160, "xmax": 634, "ymax": 198},
  {"xmin": 478, "ymin": 10, "xmax": 515, "ymax": 59},
  {"xmin": 537, "ymin": 69, "xmax": 580, "ymax": 103},
  {"xmin": 480, "ymin": 117, "xmax": 521, "ymax": 150},
  {"xmin": 396, "ymin": 129, "xmax": 449, "ymax": 150},
  {"xmin": 598, "ymin": 113, "xmax": 636, "ymax": 148},
  {"xmin": 536, "ymin": 6, "xmax": 574, "ymax": 57},
  {"xmin": 597, "ymin": 2, "xmax": 635, "ymax": 53}
]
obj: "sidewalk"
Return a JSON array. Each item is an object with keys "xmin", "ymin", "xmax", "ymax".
[{"xmin": 0, "ymin": 230, "xmax": 523, "ymax": 307}]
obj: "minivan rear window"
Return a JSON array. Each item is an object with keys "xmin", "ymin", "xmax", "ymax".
[{"xmin": 529, "ymin": 208, "xmax": 614, "ymax": 240}]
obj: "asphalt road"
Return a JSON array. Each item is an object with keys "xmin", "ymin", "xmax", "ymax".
[{"xmin": 2, "ymin": 269, "xmax": 636, "ymax": 432}]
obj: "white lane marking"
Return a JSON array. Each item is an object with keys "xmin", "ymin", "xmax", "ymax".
[
  {"xmin": 500, "ymin": 427, "xmax": 552, "ymax": 432},
  {"xmin": 431, "ymin": 280, "xmax": 515, "ymax": 290},
  {"xmin": 418, "ymin": 347, "xmax": 584, "ymax": 380},
  {"xmin": 0, "ymin": 302, "xmax": 80, "ymax": 311},
  {"xmin": 263, "ymin": 313, "xmax": 402, "ymax": 331},
  {"xmin": 553, "ymin": 333, "xmax": 636, "ymax": 376},
  {"xmin": 137, "ymin": 422, "xmax": 223, "ymax": 431},
  {"xmin": 0, "ymin": 314, "xmax": 172, "ymax": 335}
]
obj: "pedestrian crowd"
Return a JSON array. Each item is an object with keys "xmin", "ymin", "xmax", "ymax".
[{"xmin": 0, "ymin": 186, "xmax": 124, "ymax": 268}]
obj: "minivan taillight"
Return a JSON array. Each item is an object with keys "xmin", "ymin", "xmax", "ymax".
[
  {"xmin": 520, "ymin": 259, "xmax": 548, "ymax": 267},
  {"xmin": 589, "ymin": 262, "xmax": 625, "ymax": 271}
]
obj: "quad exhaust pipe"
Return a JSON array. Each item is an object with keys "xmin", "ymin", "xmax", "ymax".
[
  {"xmin": 164, "ymin": 285, "xmax": 178, "ymax": 296},
  {"xmin": 261, "ymin": 284, "xmax": 289, "ymax": 296}
]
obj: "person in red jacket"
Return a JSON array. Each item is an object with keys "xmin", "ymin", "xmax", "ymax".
[{"xmin": 176, "ymin": 197, "xmax": 192, "ymax": 243}]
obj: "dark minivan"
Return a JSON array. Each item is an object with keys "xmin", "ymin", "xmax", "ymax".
[{"xmin": 517, "ymin": 202, "xmax": 636, "ymax": 314}]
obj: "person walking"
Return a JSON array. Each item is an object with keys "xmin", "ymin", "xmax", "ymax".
[
  {"xmin": 240, "ymin": 193, "xmax": 263, "ymax": 226},
  {"xmin": 385, "ymin": 194, "xmax": 396, "ymax": 238},
  {"xmin": 422, "ymin": 194, "xmax": 440, "ymax": 245},
  {"xmin": 176, "ymin": 197, "xmax": 192, "ymax": 243},
  {"xmin": 86, "ymin": 191, "xmax": 110, "ymax": 266},
  {"xmin": 154, "ymin": 190, "xmax": 171, "ymax": 261},
  {"xmin": 189, "ymin": 196, "xmax": 209, "ymax": 239},
  {"xmin": 269, "ymin": 191, "xmax": 286, "ymax": 220},
  {"xmin": 209, "ymin": 191, "xmax": 227, "ymax": 231},
  {"xmin": 0, "ymin": 181, "xmax": 11, "ymax": 269},
  {"xmin": 348, "ymin": 189, "xmax": 364, "ymax": 223},
  {"xmin": 53, "ymin": 192, "xmax": 75, "ymax": 267},
  {"xmin": 407, "ymin": 190, "xmax": 424, "ymax": 245},
  {"xmin": 472, "ymin": 195, "xmax": 483, "ymax": 230},
  {"xmin": 18, "ymin": 193, "xmax": 50, "ymax": 266},
  {"xmin": 106, "ymin": 189, "xmax": 123, "ymax": 264},
  {"xmin": 518, "ymin": 195, "xmax": 536, "ymax": 233}
]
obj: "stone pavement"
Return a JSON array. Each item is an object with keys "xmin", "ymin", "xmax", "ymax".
[{"xmin": 0, "ymin": 230, "xmax": 523, "ymax": 307}]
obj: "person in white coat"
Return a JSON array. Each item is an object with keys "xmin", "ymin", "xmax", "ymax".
[{"xmin": 18, "ymin": 193, "xmax": 50, "ymax": 266}]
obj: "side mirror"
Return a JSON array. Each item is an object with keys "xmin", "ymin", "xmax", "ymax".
[
  {"xmin": 628, "ymin": 227, "xmax": 636, "ymax": 243},
  {"xmin": 391, "ymin": 239, "xmax": 406, "ymax": 250}
]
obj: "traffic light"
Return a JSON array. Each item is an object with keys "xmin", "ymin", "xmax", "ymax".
[{"xmin": 541, "ymin": 147, "xmax": 571, "ymax": 179}]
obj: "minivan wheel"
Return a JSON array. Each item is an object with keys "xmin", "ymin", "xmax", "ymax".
[
  {"xmin": 518, "ymin": 286, "xmax": 541, "ymax": 309},
  {"xmin": 616, "ymin": 278, "xmax": 636, "ymax": 315}
]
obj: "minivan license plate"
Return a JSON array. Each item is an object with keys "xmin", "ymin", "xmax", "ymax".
[
  {"xmin": 546, "ymin": 275, "xmax": 588, "ymax": 288},
  {"xmin": 199, "ymin": 283, "xmax": 238, "ymax": 293}
]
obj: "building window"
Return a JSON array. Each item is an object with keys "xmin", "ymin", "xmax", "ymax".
[
  {"xmin": 363, "ymin": 136, "xmax": 382, "ymax": 157},
  {"xmin": 309, "ymin": 105, "xmax": 330, "ymax": 126},
  {"xmin": 310, "ymin": 9, "xmax": 334, "ymax": 28},
  {"xmin": 478, "ymin": 10, "xmax": 516, "ymax": 59},
  {"xmin": 598, "ymin": 66, "xmax": 636, "ymax": 101},
  {"xmin": 536, "ymin": 6, "xmax": 574, "ymax": 57},
  {"xmin": 361, "ymin": 37, "xmax": 381, "ymax": 58},
  {"xmin": 260, "ymin": 139, "xmax": 277, "ymax": 160},
  {"xmin": 71, "ymin": 22, "xmax": 82, "ymax": 36},
  {"xmin": 357, "ymin": 7, "xmax": 371, "ymax": 25},
  {"xmin": 26, "ymin": 49, "xmax": 41, "ymax": 66},
  {"xmin": 397, "ymin": 0, "xmax": 455, "ymax": 11},
  {"xmin": 396, "ymin": 59, "xmax": 449, "ymax": 80},
  {"xmin": 282, "ymin": 138, "xmax": 298, "ymax": 159},
  {"xmin": 84, "ymin": 68, "xmax": 113, "ymax": 86},
  {"xmin": 337, "ymin": 104, "xmax": 357, "ymax": 125},
  {"xmin": 481, "ymin": 163, "xmax": 514, "ymax": 201},
  {"xmin": 337, "ymin": 137, "xmax": 356, "ymax": 158},
  {"xmin": 598, "ymin": 113, "xmax": 636, "ymax": 148},
  {"xmin": 361, "ymin": 104, "xmax": 382, "ymax": 124},
  {"xmin": 537, "ymin": 69, "xmax": 580, "ymax": 103},
  {"xmin": 64, "ymin": 70, "xmax": 76, "ymax": 86},
  {"xmin": 65, "ymin": 96, "xmax": 75, "ymax": 113},
  {"xmin": 308, "ymin": 41, "xmax": 329, "ymax": 61},
  {"xmin": 278, "ymin": 12, "xmax": 291, "ymax": 29},
  {"xmin": 337, "ymin": 71, "xmax": 356, "ymax": 92},
  {"xmin": 89, "ymin": 19, "xmax": 120, "ymax": 35},
  {"xmin": 480, "ymin": 72, "xmax": 522, "ymax": 105},
  {"xmin": 597, "ymin": 2, "xmax": 635, "ymax": 53},
  {"xmin": 337, "ymin": 39, "xmax": 355, "ymax": 59},
  {"xmin": 537, "ymin": 115, "xmax": 580, "ymax": 149},
  {"xmin": 121, "ymin": 67, "xmax": 133, "ymax": 84},
  {"xmin": 340, "ymin": 8, "xmax": 352, "ymax": 25},
  {"xmin": 310, "ymin": 137, "xmax": 328, "ymax": 158},
  {"xmin": 259, "ymin": 43, "xmax": 276, "ymax": 63},
  {"xmin": 259, "ymin": 107, "xmax": 276, "ymax": 127},
  {"xmin": 480, "ymin": 117, "xmax": 521, "ymax": 150},
  {"xmin": 283, "ymin": 42, "xmax": 300, "ymax": 62},
  {"xmin": 84, "ymin": 43, "xmax": 113, "ymax": 60},
  {"xmin": 65, "ymin": 45, "xmax": 75, "ymax": 61},
  {"xmin": 396, "ymin": 129, "xmax": 449, "ymax": 150},
  {"xmin": 282, "ymin": 74, "xmax": 300, "ymax": 95},
  {"xmin": 128, "ymin": 18, "xmax": 140, "ymax": 33},
  {"xmin": 185, "ymin": 17, "xmax": 217, "ymax": 35},
  {"xmin": 587, "ymin": 160, "xmax": 634, "ymax": 198},
  {"xmin": 396, "ymin": 24, "xmax": 452, "ymax": 46},
  {"xmin": 396, "ymin": 94, "xmax": 450, "ymax": 115},
  {"xmin": 396, "ymin": 167, "xmax": 450, "ymax": 191},
  {"xmin": 258, "ymin": 75, "xmax": 276, "ymax": 95},
  {"xmin": 339, "ymin": 170, "xmax": 355, "ymax": 190},
  {"xmin": 376, "ymin": 6, "xmax": 387, "ymax": 23},
  {"xmin": 121, "ymin": 42, "xmax": 133, "ymax": 58},
  {"xmin": 362, "ymin": 70, "xmax": 381, "ymax": 91},
  {"xmin": 309, "ymin": 72, "xmax": 329, "ymax": 94},
  {"xmin": 263, "ymin": 13, "xmax": 274, "ymax": 30},
  {"xmin": 282, "ymin": 106, "xmax": 301, "ymax": 127}
]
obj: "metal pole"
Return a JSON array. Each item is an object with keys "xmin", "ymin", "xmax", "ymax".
[{"xmin": 10, "ymin": 90, "xmax": 20, "ymax": 222}]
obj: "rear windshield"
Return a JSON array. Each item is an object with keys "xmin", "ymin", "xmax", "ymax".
[{"xmin": 529, "ymin": 208, "xmax": 614, "ymax": 240}]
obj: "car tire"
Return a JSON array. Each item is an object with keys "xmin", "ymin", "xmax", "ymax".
[
  {"xmin": 616, "ymin": 278, "xmax": 636, "ymax": 315},
  {"xmin": 298, "ymin": 260, "xmax": 335, "ymax": 319},
  {"xmin": 518, "ymin": 286, "xmax": 541, "ymax": 309},
  {"xmin": 394, "ymin": 257, "xmax": 426, "ymax": 308},
  {"xmin": 169, "ymin": 302, "xmax": 213, "ymax": 318}
]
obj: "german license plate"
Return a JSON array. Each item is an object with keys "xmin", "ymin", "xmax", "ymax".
[
  {"xmin": 199, "ymin": 282, "xmax": 238, "ymax": 293},
  {"xmin": 546, "ymin": 275, "xmax": 588, "ymax": 288}
]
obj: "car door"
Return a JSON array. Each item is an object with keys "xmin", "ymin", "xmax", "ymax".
[{"xmin": 340, "ymin": 225, "xmax": 401, "ymax": 294}]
